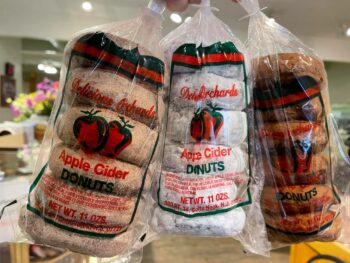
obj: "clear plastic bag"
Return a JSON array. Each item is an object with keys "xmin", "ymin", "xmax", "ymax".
[
  {"xmin": 239, "ymin": 0, "xmax": 342, "ymax": 245},
  {"xmin": 150, "ymin": 0, "xmax": 269, "ymax": 256},
  {"xmin": 13, "ymin": 0, "xmax": 167, "ymax": 258}
]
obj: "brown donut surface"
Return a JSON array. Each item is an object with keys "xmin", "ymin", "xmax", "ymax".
[
  {"xmin": 259, "ymin": 121, "xmax": 328, "ymax": 154},
  {"xmin": 262, "ymin": 185, "xmax": 334, "ymax": 214}
]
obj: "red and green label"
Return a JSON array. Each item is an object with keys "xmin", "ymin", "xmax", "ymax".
[
  {"xmin": 190, "ymin": 102, "xmax": 224, "ymax": 142},
  {"xmin": 158, "ymin": 42, "xmax": 251, "ymax": 217},
  {"xmin": 73, "ymin": 109, "xmax": 133, "ymax": 157}
]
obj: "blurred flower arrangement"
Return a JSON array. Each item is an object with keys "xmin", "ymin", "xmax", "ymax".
[
  {"xmin": 17, "ymin": 141, "xmax": 41, "ymax": 174},
  {"xmin": 7, "ymin": 78, "xmax": 59, "ymax": 122}
]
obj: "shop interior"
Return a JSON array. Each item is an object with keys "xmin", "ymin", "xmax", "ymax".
[{"xmin": 0, "ymin": 0, "xmax": 349, "ymax": 262}]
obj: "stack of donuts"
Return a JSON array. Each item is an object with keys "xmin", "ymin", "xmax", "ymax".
[
  {"xmin": 152, "ymin": 42, "xmax": 249, "ymax": 236},
  {"xmin": 254, "ymin": 53, "xmax": 342, "ymax": 243},
  {"xmin": 20, "ymin": 32, "xmax": 165, "ymax": 257}
]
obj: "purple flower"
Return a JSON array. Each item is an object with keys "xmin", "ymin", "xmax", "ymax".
[
  {"xmin": 26, "ymin": 98, "xmax": 33, "ymax": 109},
  {"xmin": 34, "ymin": 91, "xmax": 46, "ymax": 102},
  {"xmin": 10, "ymin": 104, "xmax": 20, "ymax": 117},
  {"xmin": 36, "ymin": 78, "xmax": 54, "ymax": 92},
  {"xmin": 36, "ymin": 82, "xmax": 45, "ymax": 91}
]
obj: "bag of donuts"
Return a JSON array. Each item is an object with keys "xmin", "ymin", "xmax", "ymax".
[
  {"xmin": 239, "ymin": 0, "xmax": 344, "ymax": 246},
  {"xmin": 150, "ymin": 0, "xmax": 269, "ymax": 256},
  {"xmin": 15, "ymin": 0, "xmax": 167, "ymax": 258}
]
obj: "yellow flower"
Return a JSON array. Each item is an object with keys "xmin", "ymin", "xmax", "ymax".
[
  {"xmin": 6, "ymin": 98, "xmax": 12, "ymax": 103},
  {"xmin": 34, "ymin": 102, "xmax": 44, "ymax": 113}
]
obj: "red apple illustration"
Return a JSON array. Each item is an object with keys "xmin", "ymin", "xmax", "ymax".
[
  {"xmin": 100, "ymin": 116, "xmax": 133, "ymax": 158},
  {"xmin": 73, "ymin": 109, "xmax": 109, "ymax": 152},
  {"xmin": 190, "ymin": 102, "xmax": 224, "ymax": 142}
]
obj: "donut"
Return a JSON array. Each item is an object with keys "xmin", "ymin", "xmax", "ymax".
[
  {"xmin": 254, "ymin": 52, "xmax": 340, "ymax": 244},
  {"xmin": 19, "ymin": 206, "xmax": 135, "ymax": 257},
  {"xmin": 266, "ymin": 212, "xmax": 341, "ymax": 243},
  {"xmin": 263, "ymin": 151, "xmax": 330, "ymax": 186},
  {"xmin": 258, "ymin": 121, "xmax": 328, "ymax": 154},
  {"xmin": 253, "ymin": 53, "xmax": 330, "ymax": 121},
  {"xmin": 255, "ymin": 95, "xmax": 324, "ymax": 123},
  {"xmin": 253, "ymin": 53, "xmax": 326, "ymax": 90},
  {"xmin": 261, "ymin": 185, "xmax": 334, "ymax": 214},
  {"xmin": 265, "ymin": 210, "xmax": 337, "ymax": 235},
  {"xmin": 151, "ymin": 206, "xmax": 246, "ymax": 236}
]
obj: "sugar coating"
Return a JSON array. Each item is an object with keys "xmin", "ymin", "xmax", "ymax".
[
  {"xmin": 154, "ymin": 40, "xmax": 249, "ymax": 237},
  {"xmin": 152, "ymin": 206, "xmax": 246, "ymax": 236},
  {"xmin": 20, "ymin": 32, "xmax": 163, "ymax": 257}
]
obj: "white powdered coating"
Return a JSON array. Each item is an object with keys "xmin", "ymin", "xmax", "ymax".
[
  {"xmin": 207, "ymin": 65, "xmax": 245, "ymax": 79},
  {"xmin": 166, "ymin": 109, "xmax": 247, "ymax": 147},
  {"xmin": 170, "ymin": 72, "xmax": 246, "ymax": 111},
  {"xmin": 155, "ymin": 39, "xmax": 249, "ymax": 237},
  {"xmin": 152, "ymin": 206, "xmax": 246, "ymax": 236}
]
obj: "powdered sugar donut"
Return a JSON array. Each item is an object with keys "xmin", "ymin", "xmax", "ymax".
[
  {"xmin": 152, "ymin": 206, "xmax": 245, "ymax": 236},
  {"xmin": 207, "ymin": 64, "xmax": 245, "ymax": 79}
]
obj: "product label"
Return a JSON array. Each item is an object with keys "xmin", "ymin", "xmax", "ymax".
[
  {"xmin": 276, "ymin": 187, "xmax": 317, "ymax": 202},
  {"xmin": 27, "ymin": 32, "xmax": 164, "ymax": 237},
  {"xmin": 158, "ymin": 42, "xmax": 251, "ymax": 217},
  {"xmin": 180, "ymin": 83, "xmax": 239, "ymax": 101},
  {"xmin": 49, "ymin": 145, "xmax": 143, "ymax": 196},
  {"xmin": 32, "ymin": 173, "xmax": 134, "ymax": 234},
  {"xmin": 72, "ymin": 110, "xmax": 133, "ymax": 157}
]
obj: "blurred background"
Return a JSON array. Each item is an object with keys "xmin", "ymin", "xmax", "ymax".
[{"xmin": 0, "ymin": 0, "xmax": 349, "ymax": 262}]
